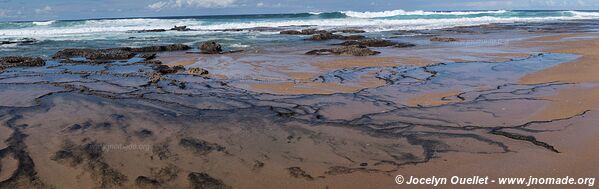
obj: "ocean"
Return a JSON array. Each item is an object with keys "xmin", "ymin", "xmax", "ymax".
[{"xmin": 1, "ymin": 10, "xmax": 599, "ymax": 56}]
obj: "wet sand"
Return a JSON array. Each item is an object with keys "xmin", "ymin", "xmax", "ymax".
[{"xmin": 520, "ymin": 33, "xmax": 599, "ymax": 120}]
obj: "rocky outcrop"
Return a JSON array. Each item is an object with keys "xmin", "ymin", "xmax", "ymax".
[
  {"xmin": 53, "ymin": 48, "xmax": 135, "ymax": 60},
  {"xmin": 306, "ymin": 45, "xmax": 380, "ymax": 56},
  {"xmin": 129, "ymin": 44, "xmax": 191, "ymax": 52},
  {"xmin": 309, "ymin": 32, "xmax": 365, "ymax": 41},
  {"xmin": 1, "ymin": 38, "xmax": 38, "ymax": 45},
  {"xmin": 154, "ymin": 65, "xmax": 185, "ymax": 75},
  {"xmin": 52, "ymin": 44, "xmax": 191, "ymax": 61},
  {"xmin": 171, "ymin": 25, "xmax": 191, "ymax": 31},
  {"xmin": 280, "ymin": 29, "xmax": 327, "ymax": 35},
  {"xmin": 200, "ymin": 41, "xmax": 223, "ymax": 54},
  {"xmin": 0, "ymin": 56, "xmax": 46, "ymax": 71},
  {"xmin": 188, "ymin": 68, "xmax": 209, "ymax": 76},
  {"xmin": 430, "ymin": 37, "xmax": 459, "ymax": 42},
  {"xmin": 334, "ymin": 29, "xmax": 366, "ymax": 33},
  {"xmin": 132, "ymin": 29, "xmax": 167, "ymax": 33},
  {"xmin": 336, "ymin": 39, "xmax": 415, "ymax": 48}
]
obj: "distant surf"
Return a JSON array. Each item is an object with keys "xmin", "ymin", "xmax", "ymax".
[{"xmin": 1, "ymin": 10, "xmax": 599, "ymax": 39}]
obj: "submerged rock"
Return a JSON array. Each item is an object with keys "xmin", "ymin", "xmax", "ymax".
[
  {"xmin": 430, "ymin": 37, "xmax": 459, "ymax": 42},
  {"xmin": 306, "ymin": 45, "xmax": 380, "ymax": 56},
  {"xmin": 336, "ymin": 39, "xmax": 415, "ymax": 48},
  {"xmin": 200, "ymin": 41, "xmax": 223, "ymax": 54},
  {"xmin": 0, "ymin": 56, "xmax": 46, "ymax": 71}
]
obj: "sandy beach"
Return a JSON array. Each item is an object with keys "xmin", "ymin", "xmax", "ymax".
[{"xmin": 1, "ymin": 13, "xmax": 599, "ymax": 189}]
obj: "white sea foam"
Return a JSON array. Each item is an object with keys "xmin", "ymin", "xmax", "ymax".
[
  {"xmin": 32, "ymin": 20, "xmax": 56, "ymax": 26},
  {"xmin": 341, "ymin": 9, "xmax": 508, "ymax": 18},
  {"xmin": 1, "ymin": 10, "xmax": 599, "ymax": 39},
  {"xmin": 567, "ymin": 11, "xmax": 599, "ymax": 17}
]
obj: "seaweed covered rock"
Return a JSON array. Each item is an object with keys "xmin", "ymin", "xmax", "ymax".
[
  {"xmin": 306, "ymin": 45, "xmax": 380, "ymax": 56},
  {"xmin": 200, "ymin": 41, "xmax": 223, "ymax": 54},
  {"xmin": 0, "ymin": 56, "xmax": 45, "ymax": 71}
]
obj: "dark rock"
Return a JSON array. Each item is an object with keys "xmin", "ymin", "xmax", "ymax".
[
  {"xmin": 360, "ymin": 163, "xmax": 368, "ymax": 166},
  {"xmin": 0, "ymin": 56, "xmax": 46, "ymax": 71},
  {"xmin": 200, "ymin": 41, "xmax": 223, "ymax": 54},
  {"xmin": 253, "ymin": 160, "xmax": 265, "ymax": 169},
  {"xmin": 147, "ymin": 72, "xmax": 162, "ymax": 84},
  {"xmin": 221, "ymin": 28, "xmax": 244, "ymax": 32},
  {"xmin": 154, "ymin": 65, "xmax": 185, "ymax": 75},
  {"xmin": 179, "ymin": 138, "xmax": 225, "ymax": 155},
  {"xmin": 309, "ymin": 32, "xmax": 366, "ymax": 40},
  {"xmin": 430, "ymin": 37, "xmax": 459, "ymax": 42},
  {"xmin": 135, "ymin": 176, "xmax": 161, "ymax": 188},
  {"xmin": 188, "ymin": 68, "xmax": 209, "ymax": 76},
  {"xmin": 140, "ymin": 53, "xmax": 157, "ymax": 60},
  {"xmin": 334, "ymin": 29, "xmax": 366, "ymax": 33},
  {"xmin": 53, "ymin": 48, "xmax": 135, "ymax": 60},
  {"xmin": 309, "ymin": 32, "xmax": 341, "ymax": 40},
  {"xmin": 130, "ymin": 44, "xmax": 191, "ymax": 52},
  {"xmin": 171, "ymin": 25, "xmax": 191, "ymax": 31},
  {"xmin": 336, "ymin": 39, "xmax": 415, "ymax": 48},
  {"xmin": 0, "ymin": 38, "xmax": 38, "ymax": 45},
  {"xmin": 341, "ymin": 35, "xmax": 366, "ymax": 40},
  {"xmin": 306, "ymin": 45, "xmax": 380, "ymax": 56},
  {"xmin": 188, "ymin": 172, "xmax": 231, "ymax": 189},
  {"xmin": 135, "ymin": 129, "xmax": 154, "ymax": 139},
  {"xmin": 280, "ymin": 29, "xmax": 327, "ymax": 35},
  {"xmin": 133, "ymin": 29, "xmax": 167, "ymax": 33},
  {"xmin": 52, "ymin": 44, "xmax": 191, "ymax": 60},
  {"xmin": 287, "ymin": 167, "xmax": 314, "ymax": 180}
]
